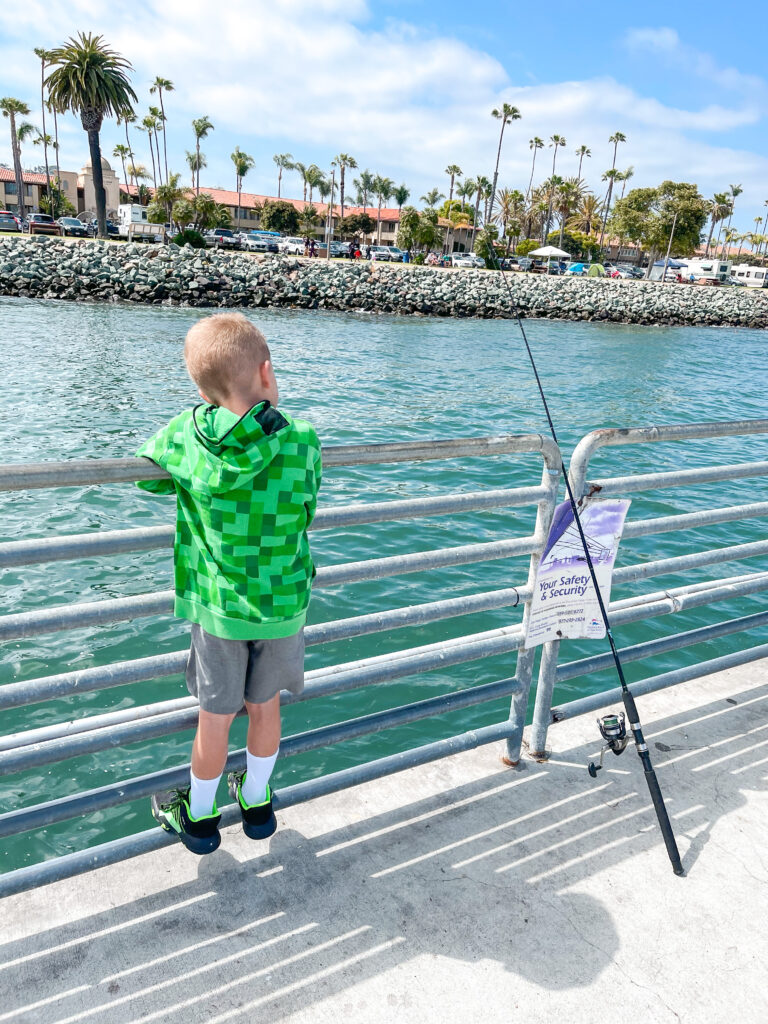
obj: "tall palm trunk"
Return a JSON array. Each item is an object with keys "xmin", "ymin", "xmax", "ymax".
[
  {"xmin": 52, "ymin": 105, "xmax": 61, "ymax": 185},
  {"xmin": 39, "ymin": 58, "xmax": 52, "ymax": 210},
  {"xmin": 577, "ymin": 153, "xmax": 584, "ymax": 180},
  {"xmin": 7, "ymin": 113, "xmax": 26, "ymax": 220},
  {"xmin": 147, "ymin": 138, "xmax": 157, "ymax": 190},
  {"xmin": 277, "ymin": 166, "xmax": 282, "ymax": 198},
  {"xmin": 339, "ymin": 165, "xmax": 345, "ymax": 217},
  {"xmin": 82, "ymin": 110, "xmax": 107, "ymax": 237},
  {"xmin": 195, "ymin": 137, "xmax": 201, "ymax": 195},
  {"xmin": 158, "ymin": 89, "xmax": 169, "ymax": 184},
  {"xmin": 704, "ymin": 213, "xmax": 717, "ymax": 257},
  {"xmin": 527, "ymin": 149, "xmax": 538, "ymax": 199},
  {"xmin": 470, "ymin": 188, "xmax": 482, "ymax": 250},
  {"xmin": 236, "ymin": 177, "xmax": 241, "ymax": 229},
  {"xmin": 544, "ymin": 150, "xmax": 558, "ymax": 241},
  {"xmin": 376, "ymin": 197, "xmax": 383, "ymax": 244},
  {"xmin": 124, "ymin": 120, "xmax": 137, "ymax": 191}
]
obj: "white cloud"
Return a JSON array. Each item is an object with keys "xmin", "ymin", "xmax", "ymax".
[{"xmin": 0, "ymin": 5, "xmax": 766, "ymax": 226}]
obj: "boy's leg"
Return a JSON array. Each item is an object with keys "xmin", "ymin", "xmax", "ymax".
[
  {"xmin": 190, "ymin": 709, "xmax": 237, "ymax": 818},
  {"xmin": 241, "ymin": 694, "xmax": 281, "ymax": 806}
]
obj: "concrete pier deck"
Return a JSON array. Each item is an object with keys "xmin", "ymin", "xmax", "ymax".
[{"xmin": 2, "ymin": 664, "xmax": 767, "ymax": 1024}]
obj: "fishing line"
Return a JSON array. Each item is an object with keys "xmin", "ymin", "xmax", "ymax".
[{"xmin": 484, "ymin": 241, "xmax": 684, "ymax": 875}]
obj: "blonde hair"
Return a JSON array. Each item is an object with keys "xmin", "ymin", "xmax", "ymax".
[{"xmin": 184, "ymin": 313, "xmax": 270, "ymax": 405}]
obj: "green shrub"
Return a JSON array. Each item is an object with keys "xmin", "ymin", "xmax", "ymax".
[{"xmin": 172, "ymin": 228, "xmax": 207, "ymax": 249}]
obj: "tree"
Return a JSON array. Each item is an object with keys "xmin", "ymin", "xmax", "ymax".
[
  {"xmin": 231, "ymin": 146, "xmax": 255, "ymax": 229},
  {"xmin": 33, "ymin": 48, "xmax": 53, "ymax": 211},
  {"xmin": 374, "ymin": 175, "xmax": 395, "ymax": 244},
  {"xmin": 569, "ymin": 194, "xmax": 603, "ymax": 236},
  {"xmin": 494, "ymin": 188, "xmax": 525, "ymax": 253},
  {"xmin": 191, "ymin": 116, "xmax": 214, "ymax": 195},
  {"xmin": 393, "ymin": 184, "xmax": 410, "ymax": 214},
  {"xmin": 149, "ymin": 77, "xmax": 173, "ymax": 184},
  {"xmin": 488, "ymin": 103, "xmax": 521, "ymax": 223},
  {"xmin": 456, "ymin": 178, "xmax": 475, "ymax": 212},
  {"xmin": 555, "ymin": 179, "xmax": 581, "ymax": 247},
  {"xmin": 338, "ymin": 212, "xmax": 375, "ymax": 239},
  {"xmin": 575, "ymin": 144, "xmax": 591, "ymax": 181},
  {"xmin": 598, "ymin": 130, "xmax": 627, "ymax": 246},
  {"xmin": 703, "ymin": 192, "xmax": 730, "ymax": 256},
  {"xmin": 420, "ymin": 188, "xmax": 444, "ymax": 209},
  {"xmin": 299, "ymin": 204, "xmax": 320, "ymax": 236},
  {"xmin": 139, "ymin": 117, "xmax": 158, "ymax": 188},
  {"xmin": 0, "ymin": 98, "xmax": 31, "ymax": 220},
  {"xmin": 304, "ymin": 164, "xmax": 324, "ymax": 206},
  {"xmin": 546, "ymin": 228, "xmax": 601, "ymax": 261},
  {"xmin": 148, "ymin": 105, "xmax": 166, "ymax": 185},
  {"xmin": 260, "ymin": 199, "xmax": 301, "ymax": 235},
  {"xmin": 416, "ymin": 208, "xmax": 443, "ymax": 253},
  {"xmin": 117, "ymin": 112, "xmax": 138, "ymax": 191},
  {"xmin": 352, "ymin": 169, "xmax": 374, "ymax": 214},
  {"xmin": 395, "ymin": 206, "xmax": 420, "ymax": 251},
  {"xmin": 332, "ymin": 153, "xmax": 357, "ymax": 217},
  {"xmin": 609, "ymin": 181, "xmax": 708, "ymax": 276},
  {"xmin": 516, "ymin": 238, "xmax": 541, "ymax": 257},
  {"xmin": 154, "ymin": 172, "xmax": 186, "ymax": 224},
  {"xmin": 45, "ymin": 34, "xmax": 137, "ymax": 238},
  {"xmin": 186, "ymin": 149, "xmax": 206, "ymax": 190},
  {"xmin": 720, "ymin": 183, "xmax": 743, "ymax": 257},
  {"xmin": 619, "ymin": 166, "xmax": 634, "ymax": 200},
  {"xmin": 445, "ymin": 164, "xmax": 462, "ymax": 205},
  {"xmin": 273, "ymin": 153, "xmax": 293, "ymax": 199},
  {"xmin": 474, "ymin": 224, "xmax": 499, "ymax": 264},
  {"xmin": 527, "ymin": 137, "xmax": 544, "ymax": 199},
  {"xmin": 544, "ymin": 135, "xmax": 566, "ymax": 238},
  {"xmin": 113, "ymin": 143, "xmax": 130, "ymax": 192},
  {"xmin": 39, "ymin": 180, "xmax": 75, "ymax": 217},
  {"xmin": 470, "ymin": 175, "xmax": 490, "ymax": 249}
]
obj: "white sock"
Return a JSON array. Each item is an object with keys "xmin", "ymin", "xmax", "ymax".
[
  {"xmin": 241, "ymin": 748, "xmax": 279, "ymax": 806},
  {"xmin": 189, "ymin": 770, "xmax": 221, "ymax": 819}
]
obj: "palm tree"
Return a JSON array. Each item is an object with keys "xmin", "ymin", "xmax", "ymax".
[
  {"xmin": 445, "ymin": 164, "xmax": 462, "ymax": 208},
  {"xmin": 231, "ymin": 146, "xmax": 255, "ymax": 229},
  {"xmin": 117, "ymin": 113, "xmax": 138, "ymax": 192},
  {"xmin": 139, "ymin": 119, "xmax": 157, "ymax": 189},
  {"xmin": 332, "ymin": 153, "xmax": 357, "ymax": 218},
  {"xmin": 489, "ymin": 104, "xmax": 521, "ymax": 223},
  {"xmin": 191, "ymin": 116, "xmax": 214, "ymax": 195},
  {"xmin": 149, "ymin": 77, "xmax": 173, "ymax": 184},
  {"xmin": 569, "ymin": 194, "xmax": 602, "ymax": 236},
  {"xmin": 305, "ymin": 164, "xmax": 324, "ymax": 206},
  {"xmin": 724, "ymin": 183, "xmax": 743, "ymax": 237},
  {"xmin": 47, "ymin": 97, "xmax": 61, "ymax": 186},
  {"xmin": 544, "ymin": 135, "xmax": 566, "ymax": 238},
  {"xmin": 555, "ymin": 179, "xmax": 580, "ymax": 246},
  {"xmin": 599, "ymin": 167, "xmax": 621, "ymax": 238},
  {"xmin": 353, "ymin": 169, "xmax": 375, "ymax": 215},
  {"xmin": 720, "ymin": 225, "xmax": 738, "ymax": 259},
  {"xmin": 470, "ymin": 175, "xmax": 490, "ymax": 249},
  {"xmin": 113, "ymin": 143, "xmax": 130, "ymax": 194},
  {"xmin": 0, "ymin": 98, "xmax": 31, "ymax": 220},
  {"xmin": 147, "ymin": 105, "xmax": 165, "ymax": 185},
  {"xmin": 495, "ymin": 187, "xmax": 524, "ymax": 253},
  {"xmin": 186, "ymin": 149, "xmax": 206, "ymax": 190},
  {"xmin": 420, "ymin": 188, "xmax": 444, "ymax": 209},
  {"xmin": 598, "ymin": 131, "xmax": 627, "ymax": 246},
  {"xmin": 374, "ymin": 175, "xmax": 395, "ymax": 244},
  {"xmin": 45, "ymin": 34, "xmax": 137, "ymax": 237},
  {"xmin": 618, "ymin": 166, "xmax": 634, "ymax": 200},
  {"xmin": 457, "ymin": 178, "xmax": 475, "ymax": 213},
  {"xmin": 393, "ymin": 184, "xmax": 410, "ymax": 215},
  {"xmin": 527, "ymin": 137, "xmax": 544, "ymax": 198},
  {"xmin": 33, "ymin": 48, "xmax": 53, "ymax": 210},
  {"xmin": 273, "ymin": 153, "xmax": 293, "ymax": 199},
  {"xmin": 575, "ymin": 144, "xmax": 591, "ymax": 181},
  {"xmin": 543, "ymin": 173, "xmax": 563, "ymax": 242}
]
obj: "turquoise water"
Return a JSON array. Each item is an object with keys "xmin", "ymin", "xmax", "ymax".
[{"xmin": 1, "ymin": 296, "xmax": 767, "ymax": 871}]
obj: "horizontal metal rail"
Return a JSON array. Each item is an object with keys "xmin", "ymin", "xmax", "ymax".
[
  {"xmin": 0, "ymin": 485, "xmax": 550, "ymax": 569},
  {"xmin": 0, "ymin": 684, "xmax": 519, "ymax": 837},
  {"xmin": 0, "ymin": 433, "xmax": 561, "ymax": 492},
  {"xmin": 623, "ymin": 501, "xmax": 768, "ymax": 539},
  {"xmin": 612, "ymin": 538, "xmax": 768, "ymax": 585},
  {"xmin": 586, "ymin": 460, "xmax": 768, "ymax": 498},
  {"xmin": 0, "ymin": 535, "xmax": 539, "ymax": 642},
  {"xmin": 550, "ymin": 641, "xmax": 768, "ymax": 723},
  {"xmin": 0, "ymin": 719, "xmax": 516, "ymax": 899}
]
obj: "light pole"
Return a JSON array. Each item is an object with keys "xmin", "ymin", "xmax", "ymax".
[
  {"xmin": 325, "ymin": 167, "xmax": 336, "ymax": 261},
  {"xmin": 661, "ymin": 210, "xmax": 678, "ymax": 283}
]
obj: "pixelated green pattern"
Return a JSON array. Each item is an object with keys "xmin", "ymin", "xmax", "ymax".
[{"xmin": 137, "ymin": 405, "xmax": 321, "ymax": 638}]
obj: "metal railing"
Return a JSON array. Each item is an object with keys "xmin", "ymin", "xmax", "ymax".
[
  {"xmin": 0, "ymin": 433, "xmax": 561, "ymax": 897},
  {"xmin": 1, "ymin": 420, "xmax": 767, "ymax": 898}
]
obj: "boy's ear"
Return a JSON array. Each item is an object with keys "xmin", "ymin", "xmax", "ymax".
[
  {"xmin": 198, "ymin": 387, "xmax": 213, "ymax": 404},
  {"xmin": 260, "ymin": 360, "xmax": 273, "ymax": 388}
]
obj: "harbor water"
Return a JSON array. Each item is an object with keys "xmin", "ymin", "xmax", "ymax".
[{"xmin": 1, "ymin": 296, "xmax": 766, "ymax": 871}]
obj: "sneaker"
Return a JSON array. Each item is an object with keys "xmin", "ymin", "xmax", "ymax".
[
  {"xmin": 228, "ymin": 771, "xmax": 277, "ymax": 840},
  {"xmin": 151, "ymin": 787, "xmax": 221, "ymax": 855}
]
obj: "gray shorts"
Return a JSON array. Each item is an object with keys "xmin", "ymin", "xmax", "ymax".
[{"xmin": 186, "ymin": 623, "xmax": 305, "ymax": 715}]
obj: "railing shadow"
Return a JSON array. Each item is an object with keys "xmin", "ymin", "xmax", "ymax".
[{"xmin": 0, "ymin": 678, "xmax": 765, "ymax": 1023}]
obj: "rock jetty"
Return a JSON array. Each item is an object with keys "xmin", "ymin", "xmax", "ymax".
[{"xmin": 1, "ymin": 236, "xmax": 767, "ymax": 328}]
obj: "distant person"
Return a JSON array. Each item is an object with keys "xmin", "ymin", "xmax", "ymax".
[
  {"xmin": 309, "ymin": 239, "xmax": 317, "ymax": 258},
  {"xmin": 365, "ymin": 244, "xmax": 371, "ymax": 260},
  {"xmin": 404, "ymin": 249, "xmax": 411, "ymax": 264},
  {"xmin": 137, "ymin": 313, "xmax": 322, "ymax": 854},
  {"xmin": 303, "ymin": 237, "xmax": 310, "ymax": 257}
]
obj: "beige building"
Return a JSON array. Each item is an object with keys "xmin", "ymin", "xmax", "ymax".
[{"xmin": 0, "ymin": 158, "xmax": 120, "ymax": 218}]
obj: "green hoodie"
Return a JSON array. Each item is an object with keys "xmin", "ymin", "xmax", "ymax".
[{"xmin": 136, "ymin": 401, "xmax": 321, "ymax": 640}]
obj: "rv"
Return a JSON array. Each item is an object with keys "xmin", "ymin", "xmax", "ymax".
[
  {"xmin": 729, "ymin": 264, "xmax": 768, "ymax": 288},
  {"xmin": 680, "ymin": 258, "xmax": 732, "ymax": 283},
  {"xmin": 117, "ymin": 204, "xmax": 163, "ymax": 242}
]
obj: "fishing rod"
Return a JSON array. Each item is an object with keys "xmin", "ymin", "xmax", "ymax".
[{"xmin": 483, "ymin": 239, "xmax": 684, "ymax": 876}]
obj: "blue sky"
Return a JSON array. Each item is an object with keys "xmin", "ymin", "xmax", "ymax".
[{"xmin": 1, "ymin": 1, "xmax": 766, "ymax": 229}]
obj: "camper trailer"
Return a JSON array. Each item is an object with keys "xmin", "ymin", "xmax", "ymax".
[
  {"xmin": 117, "ymin": 204, "xmax": 163, "ymax": 241},
  {"xmin": 729, "ymin": 264, "xmax": 768, "ymax": 288},
  {"xmin": 681, "ymin": 258, "xmax": 732, "ymax": 283}
]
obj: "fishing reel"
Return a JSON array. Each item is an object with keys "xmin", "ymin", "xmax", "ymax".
[{"xmin": 587, "ymin": 712, "xmax": 630, "ymax": 777}]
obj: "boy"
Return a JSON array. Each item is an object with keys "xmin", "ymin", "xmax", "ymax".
[{"xmin": 136, "ymin": 313, "xmax": 322, "ymax": 855}]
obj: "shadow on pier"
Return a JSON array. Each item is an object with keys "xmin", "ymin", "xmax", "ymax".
[{"xmin": 1, "ymin": 675, "xmax": 766, "ymax": 1024}]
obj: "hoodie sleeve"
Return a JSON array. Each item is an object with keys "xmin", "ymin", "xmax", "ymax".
[
  {"xmin": 134, "ymin": 418, "xmax": 179, "ymax": 495},
  {"xmin": 304, "ymin": 429, "xmax": 322, "ymax": 526}
]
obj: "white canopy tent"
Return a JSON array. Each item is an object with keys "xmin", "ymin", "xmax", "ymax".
[{"xmin": 527, "ymin": 245, "xmax": 571, "ymax": 258}]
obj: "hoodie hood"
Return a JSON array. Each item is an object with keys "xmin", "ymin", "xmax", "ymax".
[{"xmin": 189, "ymin": 401, "xmax": 292, "ymax": 494}]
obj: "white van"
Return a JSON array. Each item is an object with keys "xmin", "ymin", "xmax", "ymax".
[
  {"xmin": 730, "ymin": 264, "xmax": 768, "ymax": 288},
  {"xmin": 681, "ymin": 258, "xmax": 731, "ymax": 283}
]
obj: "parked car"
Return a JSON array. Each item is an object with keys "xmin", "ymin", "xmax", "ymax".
[
  {"xmin": 239, "ymin": 231, "xmax": 279, "ymax": 253},
  {"xmin": 369, "ymin": 245, "xmax": 395, "ymax": 261},
  {"xmin": 387, "ymin": 247, "xmax": 406, "ymax": 262},
  {"xmin": 0, "ymin": 211, "xmax": 20, "ymax": 232},
  {"xmin": 25, "ymin": 213, "xmax": 62, "ymax": 236},
  {"xmin": 449, "ymin": 253, "xmax": 476, "ymax": 268},
  {"xmin": 84, "ymin": 218, "xmax": 119, "ymax": 238},
  {"xmin": 329, "ymin": 241, "xmax": 350, "ymax": 258},
  {"xmin": 278, "ymin": 236, "xmax": 306, "ymax": 254},
  {"xmin": 205, "ymin": 228, "xmax": 240, "ymax": 249},
  {"xmin": 56, "ymin": 216, "xmax": 89, "ymax": 238}
]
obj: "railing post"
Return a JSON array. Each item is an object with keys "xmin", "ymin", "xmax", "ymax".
[
  {"xmin": 527, "ymin": 638, "xmax": 560, "ymax": 758},
  {"xmin": 504, "ymin": 455, "xmax": 561, "ymax": 765}
]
